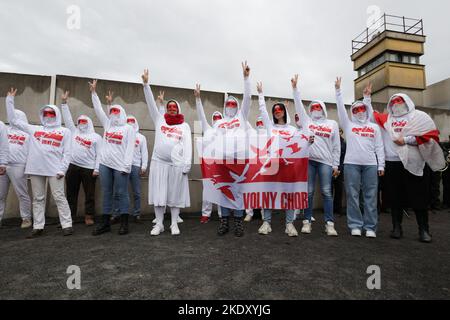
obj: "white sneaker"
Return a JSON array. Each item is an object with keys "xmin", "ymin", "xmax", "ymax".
[
  {"xmin": 258, "ymin": 221, "xmax": 272, "ymax": 235},
  {"xmin": 150, "ymin": 224, "xmax": 164, "ymax": 236},
  {"xmin": 21, "ymin": 219, "xmax": 32, "ymax": 229},
  {"xmin": 171, "ymin": 224, "xmax": 180, "ymax": 236},
  {"xmin": 177, "ymin": 216, "xmax": 183, "ymax": 223},
  {"xmin": 311, "ymin": 217, "xmax": 316, "ymax": 222},
  {"xmin": 325, "ymin": 221, "xmax": 338, "ymax": 236},
  {"xmin": 285, "ymin": 223, "xmax": 299, "ymax": 237},
  {"xmin": 244, "ymin": 214, "xmax": 253, "ymax": 222},
  {"xmin": 301, "ymin": 220, "xmax": 312, "ymax": 234},
  {"xmin": 351, "ymin": 229, "xmax": 362, "ymax": 237},
  {"xmin": 365, "ymin": 230, "xmax": 377, "ymax": 238}
]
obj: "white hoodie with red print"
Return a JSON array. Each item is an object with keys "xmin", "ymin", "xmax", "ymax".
[
  {"xmin": 91, "ymin": 93, "xmax": 136, "ymax": 173},
  {"xmin": 6, "ymin": 95, "xmax": 72, "ymax": 176},
  {"xmin": 127, "ymin": 115, "xmax": 149, "ymax": 171},
  {"xmin": 61, "ymin": 104, "xmax": 102, "ymax": 171},
  {"xmin": 5, "ymin": 109, "xmax": 29, "ymax": 166}
]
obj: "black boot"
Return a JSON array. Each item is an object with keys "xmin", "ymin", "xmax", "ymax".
[
  {"xmin": 234, "ymin": 216, "xmax": 244, "ymax": 237},
  {"xmin": 92, "ymin": 215, "xmax": 111, "ymax": 236},
  {"xmin": 419, "ymin": 229, "xmax": 432, "ymax": 243},
  {"xmin": 217, "ymin": 217, "xmax": 229, "ymax": 236},
  {"xmin": 390, "ymin": 209, "xmax": 403, "ymax": 239},
  {"xmin": 118, "ymin": 214, "xmax": 129, "ymax": 235},
  {"xmin": 416, "ymin": 210, "xmax": 432, "ymax": 243}
]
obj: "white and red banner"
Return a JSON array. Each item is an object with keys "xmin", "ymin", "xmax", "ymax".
[{"xmin": 197, "ymin": 132, "xmax": 310, "ymax": 210}]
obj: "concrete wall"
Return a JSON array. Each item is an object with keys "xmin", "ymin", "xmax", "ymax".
[{"xmin": 1, "ymin": 72, "xmax": 450, "ymax": 219}]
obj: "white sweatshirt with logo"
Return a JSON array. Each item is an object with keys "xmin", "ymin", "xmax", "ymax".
[
  {"xmin": 336, "ymin": 89, "xmax": 385, "ymax": 170},
  {"xmin": 61, "ymin": 104, "xmax": 102, "ymax": 171},
  {"xmin": 127, "ymin": 116, "xmax": 149, "ymax": 171},
  {"xmin": 0, "ymin": 121, "xmax": 9, "ymax": 166},
  {"xmin": 293, "ymin": 88, "xmax": 340, "ymax": 168},
  {"xmin": 6, "ymin": 95, "xmax": 72, "ymax": 176},
  {"xmin": 6, "ymin": 109, "xmax": 30, "ymax": 166},
  {"xmin": 143, "ymin": 84, "xmax": 192, "ymax": 172},
  {"xmin": 91, "ymin": 93, "xmax": 136, "ymax": 173}
]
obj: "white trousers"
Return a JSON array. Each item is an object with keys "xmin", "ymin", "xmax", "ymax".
[
  {"xmin": 0, "ymin": 165, "xmax": 32, "ymax": 221},
  {"xmin": 30, "ymin": 175, "xmax": 72, "ymax": 230},
  {"xmin": 201, "ymin": 200, "xmax": 222, "ymax": 218}
]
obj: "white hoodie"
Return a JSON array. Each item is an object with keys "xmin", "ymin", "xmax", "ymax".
[
  {"xmin": 5, "ymin": 109, "xmax": 30, "ymax": 166},
  {"xmin": 127, "ymin": 115, "xmax": 149, "ymax": 171},
  {"xmin": 336, "ymin": 89, "xmax": 385, "ymax": 170},
  {"xmin": 6, "ymin": 95, "xmax": 72, "ymax": 176},
  {"xmin": 0, "ymin": 121, "xmax": 9, "ymax": 166},
  {"xmin": 91, "ymin": 93, "xmax": 136, "ymax": 173},
  {"xmin": 61, "ymin": 104, "xmax": 102, "ymax": 171},
  {"xmin": 258, "ymin": 94, "xmax": 297, "ymax": 139},
  {"xmin": 293, "ymin": 88, "xmax": 340, "ymax": 168},
  {"xmin": 143, "ymin": 85, "xmax": 192, "ymax": 172}
]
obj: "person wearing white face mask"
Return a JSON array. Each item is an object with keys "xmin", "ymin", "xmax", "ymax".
[
  {"xmin": 335, "ymin": 78, "xmax": 385, "ymax": 238},
  {"xmin": 61, "ymin": 91, "xmax": 102, "ymax": 226},
  {"xmin": 365, "ymin": 85, "xmax": 447, "ymax": 243},
  {"xmin": 292, "ymin": 75, "xmax": 340, "ymax": 237},
  {"xmin": 89, "ymin": 80, "xmax": 136, "ymax": 236},
  {"xmin": 6, "ymin": 88, "xmax": 73, "ymax": 238}
]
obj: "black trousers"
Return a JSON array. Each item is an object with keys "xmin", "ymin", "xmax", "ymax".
[
  {"xmin": 443, "ymin": 168, "xmax": 450, "ymax": 207},
  {"xmin": 66, "ymin": 163, "xmax": 97, "ymax": 217},
  {"xmin": 384, "ymin": 161, "xmax": 430, "ymax": 232},
  {"xmin": 429, "ymin": 171, "xmax": 442, "ymax": 209},
  {"xmin": 333, "ymin": 172, "xmax": 344, "ymax": 215}
]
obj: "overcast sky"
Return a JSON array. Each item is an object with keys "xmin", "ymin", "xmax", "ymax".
[{"xmin": 1, "ymin": 0, "xmax": 449, "ymax": 103}]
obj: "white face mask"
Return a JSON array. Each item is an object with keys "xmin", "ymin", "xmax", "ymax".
[
  {"xmin": 43, "ymin": 117, "xmax": 57, "ymax": 127},
  {"xmin": 311, "ymin": 111, "xmax": 324, "ymax": 120},
  {"xmin": 391, "ymin": 103, "xmax": 409, "ymax": 117},
  {"xmin": 78, "ymin": 124, "xmax": 88, "ymax": 132},
  {"xmin": 354, "ymin": 112, "xmax": 367, "ymax": 123},
  {"xmin": 110, "ymin": 114, "xmax": 121, "ymax": 126},
  {"xmin": 225, "ymin": 107, "xmax": 237, "ymax": 118}
]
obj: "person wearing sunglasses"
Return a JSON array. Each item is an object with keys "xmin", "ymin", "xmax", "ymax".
[
  {"xmin": 0, "ymin": 102, "xmax": 32, "ymax": 229},
  {"xmin": 60, "ymin": 91, "xmax": 102, "ymax": 227},
  {"xmin": 89, "ymin": 80, "xmax": 136, "ymax": 236},
  {"xmin": 364, "ymin": 85, "xmax": 447, "ymax": 243},
  {"xmin": 334, "ymin": 78, "xmax": 385, "ymax": 238},
  {"xmin": 194, "ymin": 62, "xmax": 252, "ymax": 237},
  {"xmin": 6, "ymin": 88, "xmax": 73, "ymax": 238},
  {"xmin": 142, "ymin": 69, "xmax": 192, "ymax": 236},
  {"xmin": 292, "ymin": 75, "xmax": 340, "ymax": 237}
]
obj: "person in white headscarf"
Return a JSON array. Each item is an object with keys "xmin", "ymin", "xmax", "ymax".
[
  {"xmin": 89, "ymin": 80, "xmax": 136, "ymax": 236},
  {"xmin": 292, "ymin": 75, "xmax": 340, "ymax": 237},
  {"xmin": 61, "ymin": 93, "xmax": 102, "ymax": 226},
  {"xmin": 0, "ymin": 102, "xmax": 31, "ymax": 228},
  {"xmin": 6, "ymin": 87, "xmax": 73, "ymax": 238},
  {"xmin": 142, "ymin": 69, "xmax": 192, "ymax": 236},
  {"xmin": 365, "ymin": 83, "xmax": 447, "ymax": 243},
  {"xmin": 335, "ymin": 78, "xmax": 385, "ymax": 238},
  {"xmin": 195, "ymin": 62, "xmax": 252, "ymax": 237}
]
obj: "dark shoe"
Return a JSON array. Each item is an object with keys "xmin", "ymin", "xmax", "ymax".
[
  {"xmin": 93, "ymin": 215, "xmax": 111, "ymax": 236},
  {"xmin": 63, "ymin": 227, "xmax": 74, "ymax": 236},
  {"xmin": 85, "ymin": 215, "xmax": 95, "ymax": 226},
  {"xmin": 27, "ymin": 229, "xmax": 44, "ymax": 239},
  {"xmin": 119, "ymin": 214, "xmax": 129, "ymax": 235},
  {"xmin": 132, "ymin": 215, "xmax": 142, "ymax": 224},
  {"xmin": 217, "ymin": 217, "xmax": 229, "ymax": 236},
  {"xmin": 419, "ymin": 230, "xmax": 432, "ymax": 243},
  {"xmin": 390, "ymin": 225, "xmax": 403, "ymax": 239},
  {"xmin": 234, "ymin": 217, "xmax": 244, "ymax": 237},
  {"xmin": 110, "ymin": 216, "xmax": 121, "ymax": 225}
]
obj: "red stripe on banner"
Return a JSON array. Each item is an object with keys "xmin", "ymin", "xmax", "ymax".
[
  {"xmin": 416, "ymin": 130, "xmax": 440, "ymax": 145},
  {"xmin": 200, "ymin": 157, "xmax": 308, "ymax": 184}
]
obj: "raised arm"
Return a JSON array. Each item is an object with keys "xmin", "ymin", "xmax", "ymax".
[
  {"xmin": 5, "ymin": 88, "xmax": 34, "ymax": 134},
  {"xmin": 89, "ymin": 80, "xmax": 109, "ymax": 128},
  {"xmin": 182, "ymin": 125, "xmax": 193, "ymax": 174},
  {"xmin": 60, "ymin": 91, "xmax": 76, "ymax": 132},
  {"xmin": 334, "ymin": 77, "xmax": 350, "ymax": 130},
  {"xmin": 141, "ymin": 69, "xmax": 162, "ymax": 123},
  {"xmin": 256, "ymin": 82, "xmax": 273, "ymax": 135},
  {"xmin": 156, "ymin": 90, "xmax": 166, "ymax": 115},
  {"xmin": 291, "ymin": 75, "xmax": 311, "ymax": 129},
  {"xmin": 194, "ymin": 84, "xmax": 211, "ymax": 133},
  {"xmin": 362, "ymin": 82, "xmax": 376, "ymax": 123},
  {"xmin": 240, "ymin": 61, "xmax": 252, "ymax": 120}
]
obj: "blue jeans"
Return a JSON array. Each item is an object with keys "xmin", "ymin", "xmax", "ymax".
[
  {"xmin": 99, "ymin": 164, "xmax": 130, "ymax": 215},
  {"xmin": 264, "ymin": 209, "xmax": 295, "ymax": 224},
  {"xmin": 304, "ymin": 160, "xmax": 334, "ymax": 223},
  {"xmin": 344, "ymin": 164, "xmax": 379, "ymax": 232},
  {"xmin": 113, "ymin": 166, "xmax": 141, "ymax": 217},
  {"xmin": 220, "ymin": 206, "xmax": 244, "ymax": 218}
]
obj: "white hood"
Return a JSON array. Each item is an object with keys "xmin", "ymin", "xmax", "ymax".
[
  {"xmin": 387, "ymin": 93, "xmax": 416, "ymax": 117},
  {"xmin": 350, "ymin": 101, "xmax": 369, "ymax": 124},
  {"xmin": 271, "ymin": 102, "xmax": 291, "ymax": 126},
  {"xmin": 308, "ymin": 100, "xmax": 328, "ymax": 121},
  {"xmin": 166, "ymin": 99, "xmax": 183, "ymax": 115},
  {"xmin": 211, "ymin": 111, "xmax": 223, "ymax": 126},
  {"xmin": 107, "ymin": 104, "xmax": 128, "ymax": 126},
  {"xmin": 127, "ymin": 115, "xmax": 140, "ymax": 132},
  {"xmin": 11, "ymin": 109, "xmax": 29, "ymax": 130},
  {"xmin": 223, "ymin": 95, "xmax": 240, "ymax": 119},
  {"xmin": 76, "ymin": 114, "xmax": 95, "ymax": 134},
  {"xmin": 39, "ymin": 105, "xmax": 62, "ymax": 128}
]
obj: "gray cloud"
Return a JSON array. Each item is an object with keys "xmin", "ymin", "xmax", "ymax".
[{"xmin": 1, "ymin": 0, "xmax": 449, "ymax": 104}]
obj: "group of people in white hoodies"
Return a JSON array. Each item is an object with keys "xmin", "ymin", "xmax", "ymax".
[{"xmin": 1, "ymin": 64, "xmax": 446, "ymax": 243}]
